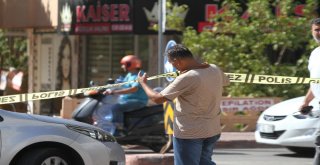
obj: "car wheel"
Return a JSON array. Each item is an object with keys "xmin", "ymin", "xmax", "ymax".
[
  {"xmin": 286, "ymin": 147, "xmax": 315, "ymax": 155},
  {"xmin": 16, "ymin": 147, "xmax": 81, "ymax": 165}
]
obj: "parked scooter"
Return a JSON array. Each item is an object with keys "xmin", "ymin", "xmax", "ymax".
[{"xmin": 71, "ymin": 80, "xmax": 171, "ymax": 153}]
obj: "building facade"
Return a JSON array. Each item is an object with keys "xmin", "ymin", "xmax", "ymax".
[{"xmin": 0, "ymin": 0, "xmax": 310, "ymax": 114}]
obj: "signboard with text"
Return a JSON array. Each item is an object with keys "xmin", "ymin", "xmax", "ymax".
[
  {"xmin": 133, "ymin": 0, "xmax": 219, "ymax": 34},
  {"xmin": 58, "ymin": 0, "xmax": 133, "ymax": 34},
  {"xmin": 57, "ymin": 0, "xmax": 314, "ymax": 35},
  {"xmin": 221, "ymin": 98, "xmax": 281, "ymax": 112}
]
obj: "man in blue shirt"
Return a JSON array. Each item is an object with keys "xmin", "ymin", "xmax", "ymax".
[{"xmin": 104, "ymin": 55, "xmax": 148, "ymax": 136}]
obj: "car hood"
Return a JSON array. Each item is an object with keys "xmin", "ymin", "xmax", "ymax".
[
  {"xmin": 263, "ymin": 96, "xmax": 319, "ymax": 116},
  {"xmin": 0, "ymin": 109, "xmax": 99, "ymax": 130},
  {"xmin": 29, "ymin": 113, "xmax": 98, "ymax": 128}
]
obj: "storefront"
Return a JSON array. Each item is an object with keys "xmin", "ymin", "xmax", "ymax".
[
  {"xmin": 58, "ymin": 0, "xmax": 225, "ymax": 86},
  {"xmin": 59, "ymin": 0, "xmax": 156, "ymax": 86},
  {"xmin": 3, "ymin": 0, "xmax": 310, "ymax": 114}
]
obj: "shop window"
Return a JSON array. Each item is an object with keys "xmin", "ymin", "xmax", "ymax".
[{"xmin": 86, "ymin": 35, "xmax": 134, "ymax": 85}]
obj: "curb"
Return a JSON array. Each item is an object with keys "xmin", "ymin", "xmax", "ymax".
[
  {"xmin": 126, "ymin": 153, "xmax": 174, "ymax": 165},
  {"xmin": 216, "ymin": 140, "xmax": 280, "ymax": 148},
  {"xmin": 125, "ymin": 140, "xmax": 278, "ymax": 165},
  {"xmin": 124, "ymin": 132, "xmax": 281, "ymax": 165}
]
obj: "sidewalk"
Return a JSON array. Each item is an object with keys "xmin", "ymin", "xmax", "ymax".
[
  {"xmin": 125, "ymin": 132, "xmax": 279, "ymax": 165},
  {"xmin": 217, "ymin": 132, "xmax": 278, "ymax": 148}
]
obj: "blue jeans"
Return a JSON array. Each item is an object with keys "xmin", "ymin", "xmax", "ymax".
[
  {"xmin": 111, "ymin": 99, "xmax": 146, "ymax": 127},
  {"xmin": 173, "ymin": 134, "xmax": 221, "ymax": 165}
]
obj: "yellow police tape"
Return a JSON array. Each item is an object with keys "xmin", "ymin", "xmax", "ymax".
[
  {"xmin": 225, "ymin": 73, "xmax": 319, "ymax": 84},
  {"xmin": 0, "ymin": 71, "xmax": 319, "ymax": 105},
  {"xmin": 0, "ymin": 72, "xmax": 179, "ymax": 105}
]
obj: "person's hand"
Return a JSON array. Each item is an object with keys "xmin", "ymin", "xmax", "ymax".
[
  {"xmin": 137, "ymin": 71, "xmax": 147, "ymax": 84},
  {"xmin": 299, "ymin": 102, "xmax": 312, "ymax": 114},
  {"xmin": 299, "ymin": 102, "xmax": 308, "ymax": 111},
  {"xmin": 103, "ymin": 89, "xmax": 113, "ymax": 95},
  {"xmin": 299, "ymin": 103, "xmax": 308, "ymax": 113}
]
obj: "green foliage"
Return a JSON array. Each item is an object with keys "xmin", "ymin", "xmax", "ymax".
[
  {"xmin": 152, "ymin": 0, "xmax": 189, "ymax": 31},
  {"xmin": 0, "ymin": 29, "xmax": 28, "ymax": 71},
  {"xmin": 166, "ymin": 1, "xmax": 188, "ymax": 31},
  {"xmin": 180, "ymin": 0, "xmax": 319, "ymax": 99}
]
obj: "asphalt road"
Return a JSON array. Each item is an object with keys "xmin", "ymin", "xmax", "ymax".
[
  {"xmin": 213, "ymin": 148, "xmax": 314, "ymax": 165},
  {"xmin": 125, "ymin": 147, "xmax": 314, "ymax": 165}
]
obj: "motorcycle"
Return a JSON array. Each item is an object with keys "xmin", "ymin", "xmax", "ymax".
[{"xmin": 71, "ymin": 80, "xmax": 172, "ymax": 153}]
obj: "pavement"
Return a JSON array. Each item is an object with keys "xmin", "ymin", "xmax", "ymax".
[
  {"xmin": 216, "ymin": 132, "xmax": 278, "ymax": 148},
  {"xmin": 125, "ymin": 132, "xmax": 279, "ymax": 165}
]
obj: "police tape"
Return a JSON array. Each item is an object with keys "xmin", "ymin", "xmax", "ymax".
[
  {"xmin": 225, "ymin": 73, "xmax": 319, "ymax": 84},
  {"xmin": 0, "ymin": 71, "xmax": 180, "ymax": 105},
  {"xmin": 0, "ymin": 71, "xmax": 319, "ymax": 105}
]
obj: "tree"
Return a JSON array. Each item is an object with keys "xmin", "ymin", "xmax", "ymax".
[
  {"xmin": 180, "ymin": 0, "xmax": 318, "ymax": 99},
  {"xmin": 0, "ymin": 29, "xmax": 28, "ymax": 71}
]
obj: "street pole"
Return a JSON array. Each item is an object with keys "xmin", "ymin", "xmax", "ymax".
[{"xmin": 158, "ymin": 0, "xmax": 165, "ymax": 87}]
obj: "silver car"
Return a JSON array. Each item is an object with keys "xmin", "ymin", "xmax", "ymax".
[{"xmin": 0, "ymin": 109, "xmax": 125, "ymax": 165}]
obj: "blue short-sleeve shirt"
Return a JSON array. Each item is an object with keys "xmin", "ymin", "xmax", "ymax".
[{"xmin": 119, "ymin": 71, "xmax": 148, "ymax": 105}]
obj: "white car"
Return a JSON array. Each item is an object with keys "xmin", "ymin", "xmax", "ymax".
[
  {"xmin": 255, "ymin": 96, "xmax": 320, "ymax": 154},
  {"xmin": 0, "ymin": 109, "xmax": 125, "ymax": 165}
]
